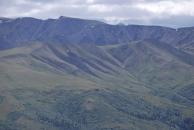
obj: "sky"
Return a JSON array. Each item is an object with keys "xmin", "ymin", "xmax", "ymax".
[{"xmin": 0, "ymin": 0, "xmax": 194, "ymax": 27}]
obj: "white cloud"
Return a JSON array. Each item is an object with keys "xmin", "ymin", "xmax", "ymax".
[
  {"xmin": 0, "ymin": 0, "xmax": 194, "ymax": 27},
  {"xmin": 136, "ymin": 0, "xmax": 194, "ymax": 16},
  {"xmin": 86, "ymin": 0, "xmax": 95, "ymax": 4},
  {"xmin": 88, "ymin": 4, "xmax": 113, "ymax": 13}
]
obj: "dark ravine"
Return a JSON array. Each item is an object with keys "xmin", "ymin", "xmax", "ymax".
[{"xmin": 0, "ymin": 16, "xmax": 194, "ymax": 130}]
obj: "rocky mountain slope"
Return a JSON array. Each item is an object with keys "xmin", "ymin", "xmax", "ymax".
[{"xmin": 0, "ymin": 16, "xmax": 194, "ymax": 130}]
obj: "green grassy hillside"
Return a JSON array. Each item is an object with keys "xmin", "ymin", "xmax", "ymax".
[{"xmin": 0, "ymin": 41, "xmax": 194, "ymax": 130}]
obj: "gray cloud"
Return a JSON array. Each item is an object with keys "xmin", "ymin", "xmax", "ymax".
[{"xmin": 0, "ymin": 0, "xmax": 194, "ymax": 28}]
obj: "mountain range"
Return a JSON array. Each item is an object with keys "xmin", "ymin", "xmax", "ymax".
[{"xmin": 0, "ymin": 16, "xmax": 194, "ymax": 130}]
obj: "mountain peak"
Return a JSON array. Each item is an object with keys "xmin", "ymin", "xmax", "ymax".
[
  {"xmin": 0, "ymin": 17, "xmax": 13, "ymax": 23},
  {"xmin": 58, "ymin": 16, "xmax": 87, "ymax": 21},
  {"xmin": 58, "ymin": 16, "xmax": 105, "ymax": 24},
  {"xmin": 58, "ymin": 16, "xmax": 71, "ymax": 19}
]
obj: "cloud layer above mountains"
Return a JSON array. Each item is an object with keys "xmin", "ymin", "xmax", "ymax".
[{"xmin": 0, "ymin": 0, "xmax": 194, "ymax": 27}]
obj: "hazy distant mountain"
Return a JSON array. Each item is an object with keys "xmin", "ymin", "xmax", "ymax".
[
  {"xmin": 0, "ymin": 16, "xmax": 194, "ymax": 130},
  {"xmin": 0, "ymin": 17, "xmax": 193, "ymax": 47}
]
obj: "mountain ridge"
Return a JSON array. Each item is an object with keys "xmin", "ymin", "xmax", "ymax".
[
  {"xmin": 2, "ymin": 16, "xmax": 194, "ymax": 29},
  {"xmin": 0, "ymin": 16, "xmax": 193, "ymax": 57},
  {"xmin": 0, "ymin": 16, "xmax": 194, "ymax": 130}
]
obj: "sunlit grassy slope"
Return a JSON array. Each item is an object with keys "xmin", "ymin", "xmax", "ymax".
[{"xmin": 0, "ymin": 41, "xmax": 194, "ymax": 130}]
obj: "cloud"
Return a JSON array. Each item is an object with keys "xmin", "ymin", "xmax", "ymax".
[
  {"xmin": 0, "ymin": 0, "xmax": 194, "ymax": 27},
  {"xmin": 136, "ymin": 0, "xmax": 194, "ymax": 16}
]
